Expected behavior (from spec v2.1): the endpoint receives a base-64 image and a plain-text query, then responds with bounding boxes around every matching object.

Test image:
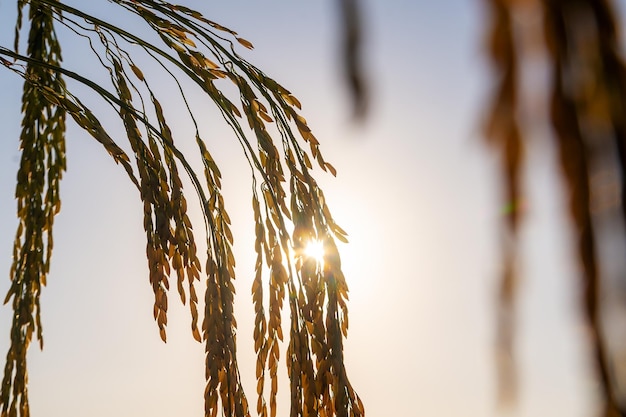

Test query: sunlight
[304,239,325,264]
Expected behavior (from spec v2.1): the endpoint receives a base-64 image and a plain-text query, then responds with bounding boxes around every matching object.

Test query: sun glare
[304,240,325,264]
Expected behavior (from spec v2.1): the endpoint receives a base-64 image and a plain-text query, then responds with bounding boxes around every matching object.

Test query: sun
[304,239,325,264]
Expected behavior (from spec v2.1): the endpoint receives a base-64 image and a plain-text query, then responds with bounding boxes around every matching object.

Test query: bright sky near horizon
[0,1,617,416]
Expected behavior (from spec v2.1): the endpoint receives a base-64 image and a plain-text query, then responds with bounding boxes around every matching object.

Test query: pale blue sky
[0,1,609,416]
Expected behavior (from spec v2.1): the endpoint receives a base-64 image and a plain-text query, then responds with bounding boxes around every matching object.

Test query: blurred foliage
[485,0,626,415]
[0,1,363,417]
[337,0,367,120]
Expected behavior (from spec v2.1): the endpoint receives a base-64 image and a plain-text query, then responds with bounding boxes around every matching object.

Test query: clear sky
[0,0,612,416]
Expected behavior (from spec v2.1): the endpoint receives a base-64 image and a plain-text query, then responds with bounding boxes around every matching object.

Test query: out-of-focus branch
[338,0,367,120]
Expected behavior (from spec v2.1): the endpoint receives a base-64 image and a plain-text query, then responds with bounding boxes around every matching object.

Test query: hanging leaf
[0,2,362,417]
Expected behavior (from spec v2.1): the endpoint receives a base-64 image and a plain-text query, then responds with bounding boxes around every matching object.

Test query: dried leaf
[130,64,144,81]
[237,37,254,49]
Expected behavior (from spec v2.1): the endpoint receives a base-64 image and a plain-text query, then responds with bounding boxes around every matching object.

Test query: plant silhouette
[0,1,362,417]
[5,1,626,417]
